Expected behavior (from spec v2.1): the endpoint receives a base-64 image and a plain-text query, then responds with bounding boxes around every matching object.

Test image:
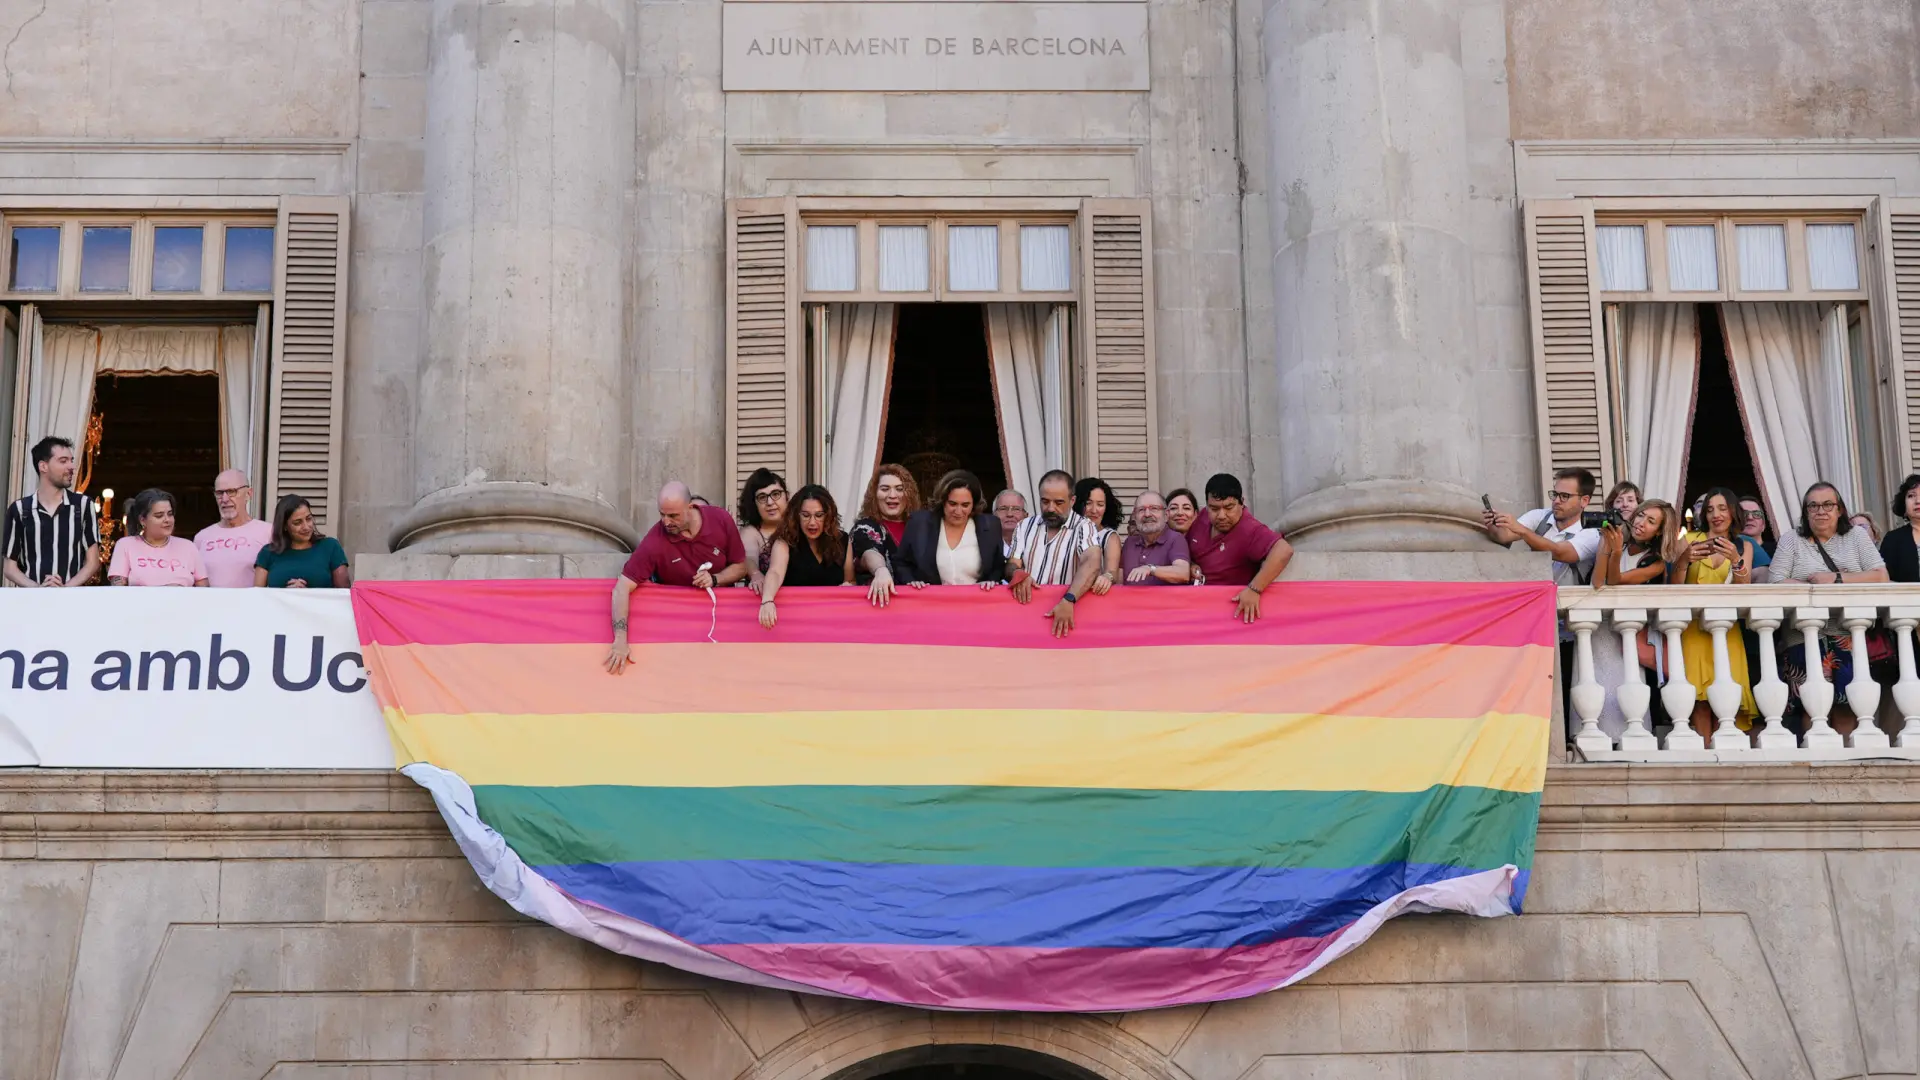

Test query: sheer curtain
[1721,302,1859,531]
[821,303,898,525]
[1610,303,1698,505]
[26,326,100,486]
[985,304,1068,501]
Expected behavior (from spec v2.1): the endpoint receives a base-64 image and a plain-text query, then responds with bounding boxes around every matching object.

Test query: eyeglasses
[1743,508,1766,519]
[1807,501,1841,513]
[1547,491,1583,502]
[214,487,249,498]
[754,490,787,504]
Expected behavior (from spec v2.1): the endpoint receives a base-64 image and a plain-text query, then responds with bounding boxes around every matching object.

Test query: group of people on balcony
[3,435,349,590]
[603,465,1295,670]
[1488,464,1920,744]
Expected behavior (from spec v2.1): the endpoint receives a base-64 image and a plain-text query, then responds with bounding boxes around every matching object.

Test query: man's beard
[1136,521,1163,537]
[1042,510,1066,527]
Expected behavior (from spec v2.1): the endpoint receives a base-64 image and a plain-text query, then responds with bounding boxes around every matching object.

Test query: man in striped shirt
[3,436,101,588]
[1006,469,1101,638]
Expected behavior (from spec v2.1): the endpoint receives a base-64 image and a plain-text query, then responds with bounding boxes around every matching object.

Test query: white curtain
[22,324,258,495]
[1611,303,1698,505]
[26,326,100,490]
[947,226,999,292]
[1721,302,1859,531]
[822,303,897,525]
[985,303,1068,502]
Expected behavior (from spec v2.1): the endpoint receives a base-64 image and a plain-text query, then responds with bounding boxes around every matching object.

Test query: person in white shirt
[193,469,274,588]
[1483,468,1602,586]
[1006,470,1102,638]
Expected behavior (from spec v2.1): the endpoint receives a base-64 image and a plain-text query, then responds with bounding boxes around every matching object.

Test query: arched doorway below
[828,1045,1108,1080]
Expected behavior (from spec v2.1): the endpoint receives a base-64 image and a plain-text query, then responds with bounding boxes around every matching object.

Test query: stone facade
[3,0,1914,559]
[5,765,1920,1077]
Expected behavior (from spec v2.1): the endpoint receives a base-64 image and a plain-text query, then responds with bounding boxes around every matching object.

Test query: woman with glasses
[1666,488,1759,738]
[757,485,852,629]
[735,468,788,594]
[1881,474,1920,583]
[1771,482,1890,738]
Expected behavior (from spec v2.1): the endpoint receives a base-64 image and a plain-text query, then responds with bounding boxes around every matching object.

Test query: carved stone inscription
[722,3,1150,91]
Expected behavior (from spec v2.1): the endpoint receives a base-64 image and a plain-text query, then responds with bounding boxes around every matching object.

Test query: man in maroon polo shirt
[1186,473,1294,622]
[605,481,749,673]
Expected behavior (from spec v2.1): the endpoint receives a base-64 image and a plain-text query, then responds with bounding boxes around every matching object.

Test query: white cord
[697,562,717,643]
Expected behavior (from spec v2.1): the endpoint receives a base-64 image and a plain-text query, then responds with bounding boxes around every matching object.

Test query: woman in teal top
[253,494,351,588]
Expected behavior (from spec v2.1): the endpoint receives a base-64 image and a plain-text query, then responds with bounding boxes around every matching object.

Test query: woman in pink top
[108,489,207,587]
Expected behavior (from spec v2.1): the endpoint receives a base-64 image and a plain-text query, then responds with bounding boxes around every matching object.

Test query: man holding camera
[1483,468,1602,587]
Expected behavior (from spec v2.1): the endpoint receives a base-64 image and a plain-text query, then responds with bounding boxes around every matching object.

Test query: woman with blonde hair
[850,464,920,605]
[1586,498,1682,743]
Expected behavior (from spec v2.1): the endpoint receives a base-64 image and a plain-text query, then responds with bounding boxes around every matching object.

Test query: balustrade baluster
[1701,608,1746,751]
[1746,608,1795,750]
[1657,608,1703,751]
[1891,608,1920,748]
[1843,607,1889,749]
[1567,611,1610,756]
[1612,609,1656,751]
[1797,607,1840,750]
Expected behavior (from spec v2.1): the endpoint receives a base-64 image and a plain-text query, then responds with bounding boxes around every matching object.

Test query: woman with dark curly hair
[735,468,788,594]
[107,488,207,587]
[1073,476,1123,595]
[850,464,920,605]
[1882,473,1920,582]
[756,485,851,628]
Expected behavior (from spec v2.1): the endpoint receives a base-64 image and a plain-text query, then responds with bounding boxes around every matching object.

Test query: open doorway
[1680,303,1764,538]
[90,373,222,540]
[881,303,1008,499]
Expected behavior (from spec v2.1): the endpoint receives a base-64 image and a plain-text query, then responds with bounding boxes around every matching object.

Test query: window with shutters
[1525,197,1904,536]
[1,198,347,538]
[727,197,1157,517]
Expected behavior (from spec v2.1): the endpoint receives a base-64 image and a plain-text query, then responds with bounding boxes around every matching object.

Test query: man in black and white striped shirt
[1007,469,1101,638]
[3,436,101,588]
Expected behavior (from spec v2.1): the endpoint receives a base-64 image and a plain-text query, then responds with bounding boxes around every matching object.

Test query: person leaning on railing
[850,464,920,608]
[757,484,854,630]
[1587,498,1682,744]
[1667,488,1760,739]
[1769,481,1891,739]
[894,469,1006,591]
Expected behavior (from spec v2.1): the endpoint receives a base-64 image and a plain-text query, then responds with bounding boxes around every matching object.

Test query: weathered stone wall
[1507,0,1920,140]
[5,765,1917,1078]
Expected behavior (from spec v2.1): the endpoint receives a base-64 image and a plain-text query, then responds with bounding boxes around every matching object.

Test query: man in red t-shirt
[1186,473,1294,623]
[605,482,749,673]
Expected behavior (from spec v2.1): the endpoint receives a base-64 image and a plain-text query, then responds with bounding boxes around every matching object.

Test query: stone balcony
[1560,583,1920,764]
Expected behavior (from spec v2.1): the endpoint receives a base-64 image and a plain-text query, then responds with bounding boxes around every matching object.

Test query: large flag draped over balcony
[353,580,1555,1011]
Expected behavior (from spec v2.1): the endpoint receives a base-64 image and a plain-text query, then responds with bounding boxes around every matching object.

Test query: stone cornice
[3,765,1920,856]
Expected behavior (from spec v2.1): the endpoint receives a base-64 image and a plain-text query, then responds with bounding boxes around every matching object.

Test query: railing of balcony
[1558,583,1920,762]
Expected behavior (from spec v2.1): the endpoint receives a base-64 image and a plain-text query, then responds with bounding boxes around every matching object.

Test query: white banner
[0,589,391,768]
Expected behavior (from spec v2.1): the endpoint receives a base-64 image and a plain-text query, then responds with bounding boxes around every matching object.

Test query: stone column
[392,0,637,555]
[1263,0,1488,550]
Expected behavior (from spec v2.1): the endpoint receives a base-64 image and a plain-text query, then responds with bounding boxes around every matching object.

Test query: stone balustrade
[1559,583,1920,762]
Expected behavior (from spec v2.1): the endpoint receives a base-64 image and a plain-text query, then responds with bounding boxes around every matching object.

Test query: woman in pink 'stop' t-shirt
[107,488,208,587]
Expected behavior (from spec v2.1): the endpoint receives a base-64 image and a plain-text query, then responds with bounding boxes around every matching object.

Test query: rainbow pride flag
[354,579,1553,1011]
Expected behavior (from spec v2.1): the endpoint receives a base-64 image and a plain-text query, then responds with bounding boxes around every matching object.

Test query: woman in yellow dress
[1667,487,1759,738]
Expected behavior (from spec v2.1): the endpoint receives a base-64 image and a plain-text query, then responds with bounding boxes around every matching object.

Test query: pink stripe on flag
[700,935,1349,1012]
[354,579,1556,650]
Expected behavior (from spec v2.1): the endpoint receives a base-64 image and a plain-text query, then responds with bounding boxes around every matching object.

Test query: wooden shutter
[1078,198,1158,508]
[265,195,350,530]
[1523,199,1613,494]
[1883,199,1920,474]
[726,197,802,494]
